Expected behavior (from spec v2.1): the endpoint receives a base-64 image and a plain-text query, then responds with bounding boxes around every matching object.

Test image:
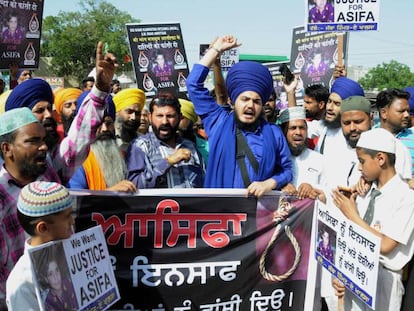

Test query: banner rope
[259,199,301,282]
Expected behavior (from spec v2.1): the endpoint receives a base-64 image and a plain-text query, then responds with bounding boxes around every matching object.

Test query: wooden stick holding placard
[337,32,344,67]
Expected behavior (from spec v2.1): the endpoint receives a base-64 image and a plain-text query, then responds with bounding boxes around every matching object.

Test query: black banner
[74,190,317,310]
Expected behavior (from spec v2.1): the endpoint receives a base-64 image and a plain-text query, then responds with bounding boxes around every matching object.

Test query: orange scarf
[83,151,107,190]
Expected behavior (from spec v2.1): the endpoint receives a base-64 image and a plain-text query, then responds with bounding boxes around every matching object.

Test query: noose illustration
[259,196,301,282]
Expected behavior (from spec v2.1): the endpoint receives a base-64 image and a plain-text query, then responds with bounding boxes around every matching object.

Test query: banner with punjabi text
[73,189,318,311]
[0,0,43,69]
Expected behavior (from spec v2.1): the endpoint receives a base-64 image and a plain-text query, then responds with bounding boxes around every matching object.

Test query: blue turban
[105,94,116,120]
[225,61,273,104]
[403,86,414,116]
[331,77,364,100]
[75,90,90,115]
[6,78,53,111]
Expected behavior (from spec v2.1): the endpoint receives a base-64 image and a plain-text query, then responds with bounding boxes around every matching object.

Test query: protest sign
[263,61,298,107]
[126,23,189,97]
[73,189,318,310]
[316,203,381,309]
[290,25,349,94]
[0,0,44,70]
[306,0,381,32]
[199,44,239,91]
[29,225,120,311]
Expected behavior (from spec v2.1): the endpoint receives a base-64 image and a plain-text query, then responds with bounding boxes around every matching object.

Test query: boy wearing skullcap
[332,128,414,311]
[0,41,118,309]
[112,88,146,154]
[186,35,292,197]
[6,181,75,310]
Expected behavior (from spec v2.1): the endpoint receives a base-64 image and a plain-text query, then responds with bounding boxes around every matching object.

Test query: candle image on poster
[290,25,348,94]
[0,0,44,69]
[126,23,189,97]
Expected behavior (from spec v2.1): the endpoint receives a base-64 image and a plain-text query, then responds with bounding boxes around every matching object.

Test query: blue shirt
[186,64,292,189]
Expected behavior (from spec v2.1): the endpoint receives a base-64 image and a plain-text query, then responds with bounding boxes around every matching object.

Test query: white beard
[90,139,127,187]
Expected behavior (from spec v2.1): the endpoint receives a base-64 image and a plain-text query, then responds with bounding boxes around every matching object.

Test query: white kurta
[344,175,414,311]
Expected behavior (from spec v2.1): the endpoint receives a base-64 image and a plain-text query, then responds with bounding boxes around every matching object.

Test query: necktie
[363,188,381,225]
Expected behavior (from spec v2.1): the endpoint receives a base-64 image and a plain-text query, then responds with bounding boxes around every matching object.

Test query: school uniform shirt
[6,240,39,311]
[344,175,414,311]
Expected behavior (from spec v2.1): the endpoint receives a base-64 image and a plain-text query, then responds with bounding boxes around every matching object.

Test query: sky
[43,0,414,71]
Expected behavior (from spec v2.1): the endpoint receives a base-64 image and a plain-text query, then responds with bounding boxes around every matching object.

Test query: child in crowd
[332,128,414,311]
[6,181,75,310]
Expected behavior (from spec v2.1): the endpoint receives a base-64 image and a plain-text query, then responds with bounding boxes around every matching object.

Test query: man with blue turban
[0,41,118,310]
[186,35,292,197]
[6,78,58,150]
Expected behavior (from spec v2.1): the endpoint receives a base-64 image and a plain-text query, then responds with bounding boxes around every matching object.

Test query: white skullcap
[278,106,306,124]
[356,128,396,154]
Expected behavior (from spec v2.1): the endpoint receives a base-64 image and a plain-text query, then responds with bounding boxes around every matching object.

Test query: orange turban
[54,87,82,121]
[113,88,145,112]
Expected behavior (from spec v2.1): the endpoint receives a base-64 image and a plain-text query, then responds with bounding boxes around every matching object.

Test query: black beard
[62,113,75,135]
[234,114,261,132]
[120,125,138,143]
[289,143,306,156]
[96,130,116,141]
[43,118,60,150]
[322,114,341,129]
[153,123,179,143]
[18,153,47,179]
[119,119,139,143]
[345,134,359,148]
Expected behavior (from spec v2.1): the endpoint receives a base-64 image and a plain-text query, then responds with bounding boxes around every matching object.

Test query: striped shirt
[0,86,106,304]
[127,132,205,188]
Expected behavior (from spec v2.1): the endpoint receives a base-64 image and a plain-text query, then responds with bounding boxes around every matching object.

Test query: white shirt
[356,175,414,271]
[6,240,40,311]
[291,148,324,187]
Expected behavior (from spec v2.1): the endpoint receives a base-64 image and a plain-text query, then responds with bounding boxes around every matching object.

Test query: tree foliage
[41,0,139,85]
[358,60,414,91]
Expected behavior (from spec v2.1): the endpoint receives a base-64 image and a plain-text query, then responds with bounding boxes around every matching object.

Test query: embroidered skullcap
[5,78,53,111]
[357,128,395,154]
[0,89,12,114]
[54,88,82,121]
[226,61,273,104]
[340,96,371,114]
[17,181,73,217]
[113,88,146,113]
[0,107,38,136]
[403,86,414,116]
[179,99,197,123]
[331,77,364,100]
[278,106,306,124]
